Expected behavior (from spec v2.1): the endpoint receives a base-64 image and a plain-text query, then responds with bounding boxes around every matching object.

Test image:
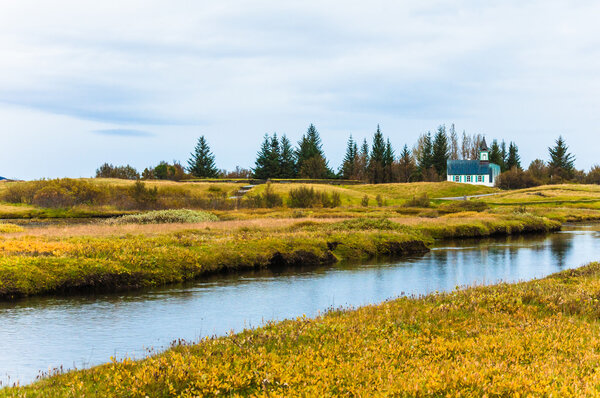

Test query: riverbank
[0,213,559,300]
[5,259,600,396]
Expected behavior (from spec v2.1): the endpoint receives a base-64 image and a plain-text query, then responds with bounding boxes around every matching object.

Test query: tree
[188,136,219,178]
[253,134,281,179]
[340,135,359,180]
[383,138,395,182]
[586,165,600,184]
[356,139,369,181]
[397,145,416,183]
[548,136,575,180]
[528,159,549,182]
[489,140,503,169]
[279,135,296,178]
[500,141,508,171]
[461,131,471,160]
[296,124,332,179]
[368,125,386,183]
[449,124,459,160]
[95,163,139,180]
[432,125,449,177]
[416,132,434,180]
[505,142,521,170]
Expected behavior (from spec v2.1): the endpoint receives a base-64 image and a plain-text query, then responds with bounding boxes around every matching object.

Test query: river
[1,225,599,386]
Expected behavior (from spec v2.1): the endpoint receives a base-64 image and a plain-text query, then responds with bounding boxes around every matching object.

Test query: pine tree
[253,133,281,179]
[340,135,359,179]
[500,141,508,171]
[279,135,296,178]
[489,139,504,168]
[383,138,395,182]
[432,125,449,177]
[368,125,386,183]
[417,132,434,180]
[356,139,369,181]
[505,142,521,170]
[188,135,219,178]
[398,145,415,183]
[548,136,575,179]
[296,124,331,178]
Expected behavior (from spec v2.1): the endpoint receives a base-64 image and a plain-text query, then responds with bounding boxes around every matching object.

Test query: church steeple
[479,137,489,163]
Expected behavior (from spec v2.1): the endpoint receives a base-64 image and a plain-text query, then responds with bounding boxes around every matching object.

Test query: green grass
[8,262,600,397]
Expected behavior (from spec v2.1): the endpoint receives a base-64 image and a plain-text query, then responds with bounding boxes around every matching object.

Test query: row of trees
[96,123,588,187]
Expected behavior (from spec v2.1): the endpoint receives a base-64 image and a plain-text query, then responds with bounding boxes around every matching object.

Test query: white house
[447,138,501,187]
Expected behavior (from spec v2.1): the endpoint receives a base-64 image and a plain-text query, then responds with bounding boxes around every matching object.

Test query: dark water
[1,226,600,386]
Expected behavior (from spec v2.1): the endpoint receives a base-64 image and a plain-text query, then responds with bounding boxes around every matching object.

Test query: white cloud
[1,0,599,178]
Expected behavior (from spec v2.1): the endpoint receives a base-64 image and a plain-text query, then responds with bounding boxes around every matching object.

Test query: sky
[1,0,599,179]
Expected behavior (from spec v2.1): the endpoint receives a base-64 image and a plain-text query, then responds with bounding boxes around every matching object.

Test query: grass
[7,262,600,396]
[0,212,559,300]
[106,209,218,224]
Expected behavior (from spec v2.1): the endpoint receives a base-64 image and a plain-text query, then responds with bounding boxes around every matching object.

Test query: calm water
[1,226,600,386]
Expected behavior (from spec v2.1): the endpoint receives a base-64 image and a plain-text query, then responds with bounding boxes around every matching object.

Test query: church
[446,138,501,187]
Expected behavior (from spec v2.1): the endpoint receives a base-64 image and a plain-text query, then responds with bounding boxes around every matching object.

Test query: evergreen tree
[505,142,521,170]
[340,135,359,179]
[253,134,281,179]
[356,139,369,181]
[417,132,434,180]
[398,145,415,183]
[383,138,395,182]
[432,125,449,177]
[296,124,332,178]
[500,141,508,171]
[279,135,296,178]
[368,125,386,183]
[188,135,219,178]
[489,139,504,168]
[548,136,575,179]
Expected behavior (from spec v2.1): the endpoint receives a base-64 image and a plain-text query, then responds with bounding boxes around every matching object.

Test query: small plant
[375,194,385,207]
[361,195,370,207]
[0,223,24,233]
[130,181,158,209]
[403,194,430,208]
[107,209,218,224]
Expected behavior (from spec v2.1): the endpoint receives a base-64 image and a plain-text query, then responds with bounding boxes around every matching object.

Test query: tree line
[96,123,595,187]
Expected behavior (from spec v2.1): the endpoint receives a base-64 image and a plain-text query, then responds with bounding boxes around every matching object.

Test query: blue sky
[1,0,599,179]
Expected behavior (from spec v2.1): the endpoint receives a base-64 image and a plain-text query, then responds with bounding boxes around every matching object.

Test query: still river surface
[1,225,600,386]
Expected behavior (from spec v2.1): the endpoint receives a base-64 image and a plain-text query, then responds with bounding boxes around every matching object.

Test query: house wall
[447,174,494,187]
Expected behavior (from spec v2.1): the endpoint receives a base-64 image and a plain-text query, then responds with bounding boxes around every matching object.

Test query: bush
[1,179,105,208]
[496,168,541,190]
[361,195,370,207]
[403,194,430,208]
[95,163,140,180]
[130,181,158,209]
[287,186,340,208]
[0,223,24,233]
[439,200,489,213]
[107,209,218,224]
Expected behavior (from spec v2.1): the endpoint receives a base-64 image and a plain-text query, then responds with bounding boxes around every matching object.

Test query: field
[2,179,600,395]
[6,262,600,396]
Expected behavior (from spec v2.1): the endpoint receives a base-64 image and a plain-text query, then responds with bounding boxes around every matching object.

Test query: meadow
[6,261,600,396]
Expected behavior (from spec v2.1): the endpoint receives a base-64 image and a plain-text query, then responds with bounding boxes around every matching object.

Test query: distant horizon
[2,1,599,179]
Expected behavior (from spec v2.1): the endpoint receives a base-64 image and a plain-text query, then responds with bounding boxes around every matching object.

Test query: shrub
[361,195,370,207]
[496,168,541,189]
[403,194,430,208]
[130,181,158,209]
[287,186,339,208]
[439,200,489,213]
[107,209,218,224]
[1,179,105,208]
[95,163,139,180]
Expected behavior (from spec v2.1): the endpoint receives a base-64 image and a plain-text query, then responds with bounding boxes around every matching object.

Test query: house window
[466,175,471,182]
[477,175,483,182]
[454,175,459,182]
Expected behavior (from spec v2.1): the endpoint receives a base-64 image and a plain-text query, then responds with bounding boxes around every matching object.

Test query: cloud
[93,129,155,137]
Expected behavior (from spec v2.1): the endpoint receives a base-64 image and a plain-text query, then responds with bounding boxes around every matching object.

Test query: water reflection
[1,227,599,386]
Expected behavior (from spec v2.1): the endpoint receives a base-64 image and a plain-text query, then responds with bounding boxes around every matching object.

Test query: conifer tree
[188,135,219,178]
[432,125,449,177]
[500,141,508,171]
[449,123,459,160]
[383,138,395,182]
[489,139,504,168]
[398,145,415,183]
[253,134,281,179]
[279,135,296,178]
[548,136,575,179]
[296,124,332,178]
[368,125,386,183]
[505,142,521,170]
[356,139,369,181]
[340,135,359,179]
